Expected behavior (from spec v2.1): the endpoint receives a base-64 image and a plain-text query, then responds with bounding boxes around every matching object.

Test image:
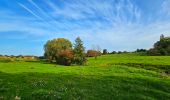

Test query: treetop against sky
[0,0,170,56]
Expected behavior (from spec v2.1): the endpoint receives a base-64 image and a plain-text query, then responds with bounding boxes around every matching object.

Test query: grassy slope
[0,54,170,100]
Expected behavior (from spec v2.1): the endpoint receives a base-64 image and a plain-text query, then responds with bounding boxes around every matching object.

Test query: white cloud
[1,0,170,53]
[18,3,43,20]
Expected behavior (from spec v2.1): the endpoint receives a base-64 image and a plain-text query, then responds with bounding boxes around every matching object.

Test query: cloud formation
[0,0,170,55]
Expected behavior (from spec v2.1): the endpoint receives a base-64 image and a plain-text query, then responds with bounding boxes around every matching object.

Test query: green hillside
[0,54,170,100]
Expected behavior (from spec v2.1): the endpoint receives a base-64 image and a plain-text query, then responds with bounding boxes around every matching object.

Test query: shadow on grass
[109,63,170,75]
[0,72,169,100]
[0,60,12,63]
[25,60,57,65]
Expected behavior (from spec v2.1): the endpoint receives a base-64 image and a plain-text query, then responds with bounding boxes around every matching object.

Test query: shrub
[58,49,73,66]
[86,50,99,57]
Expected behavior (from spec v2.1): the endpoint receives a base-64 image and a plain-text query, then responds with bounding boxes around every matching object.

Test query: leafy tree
[148,34,170,56]
[44,38,73,65]
[110,51,117,54]
[86,50,99,57]
[90,45,102,59]
[103,49,108,55]
[118,51,122,54]
[136,49,147,52]
[73,37,86,65]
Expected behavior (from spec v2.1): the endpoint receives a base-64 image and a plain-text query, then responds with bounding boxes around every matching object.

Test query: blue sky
[0,0,170,56]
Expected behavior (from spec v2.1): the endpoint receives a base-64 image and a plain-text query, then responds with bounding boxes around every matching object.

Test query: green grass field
[0,54,170,100]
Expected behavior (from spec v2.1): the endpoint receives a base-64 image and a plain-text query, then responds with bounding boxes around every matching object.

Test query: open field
[0,54,170,100]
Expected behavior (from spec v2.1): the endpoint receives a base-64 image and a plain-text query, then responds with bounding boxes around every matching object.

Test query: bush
[86,50,99,57]
[58,49,73,66]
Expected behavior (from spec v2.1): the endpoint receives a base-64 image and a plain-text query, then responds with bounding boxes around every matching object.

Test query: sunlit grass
[0,54,170,99]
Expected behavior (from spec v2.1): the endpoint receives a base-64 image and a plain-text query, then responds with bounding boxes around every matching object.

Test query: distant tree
[86,50,99,58]
[17,55,23,58]
[4,55,8,57]
[110,51,117,54]
[91,45,102,55]
[148,34,170,56]
[44,38,73,66]
[118,51,122,54]
[136,49,147,52]
[10,55,15,58]
[89,45,102,59]
[147,48,160,56]
[38,56,45,59]
[96,45,101,52]
[123,51,128,53]
[73,37,86,65]
[96,45,102,56]
[103,49,108,55]
[160,34,164,40]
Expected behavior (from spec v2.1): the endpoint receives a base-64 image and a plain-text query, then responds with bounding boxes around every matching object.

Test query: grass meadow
[0,54,170,100]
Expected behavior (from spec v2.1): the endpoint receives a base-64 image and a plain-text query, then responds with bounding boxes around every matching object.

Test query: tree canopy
[44,37,87,66]
[73,37,86,65]
[44,38,73,65]
[148,34,170,56]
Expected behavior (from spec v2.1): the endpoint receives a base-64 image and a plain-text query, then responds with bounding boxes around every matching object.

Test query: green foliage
[73,37,86,65]
[102,49,108,55]
[148,34,170,56]
[44,38,73,65]
[136,49,147,52]
[57,49,73,66]
[110,51,117,54]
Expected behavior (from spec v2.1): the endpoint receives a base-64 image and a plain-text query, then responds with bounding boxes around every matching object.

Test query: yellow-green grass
[0,54,170,100]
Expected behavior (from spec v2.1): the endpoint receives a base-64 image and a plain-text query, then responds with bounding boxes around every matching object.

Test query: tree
[90,45,102,59]
[103,49,108,55]
[44,38,73,66]
[73,37,86,65]
[58,49,73,66]
[136,49,147,52]
[86,50,99,57]
[160,34,164,40]
[148,34,170,56]
[110,51,116,54]
[118,51,122,54]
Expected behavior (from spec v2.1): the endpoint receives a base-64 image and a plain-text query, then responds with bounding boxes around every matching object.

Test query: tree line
[1,34,169,65]
[44,34,170,66]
